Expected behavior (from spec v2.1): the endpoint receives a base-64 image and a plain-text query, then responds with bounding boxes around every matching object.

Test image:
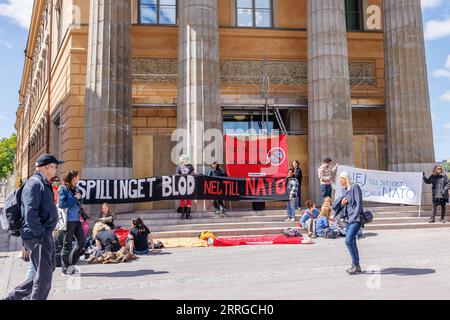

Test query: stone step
[114,211,424,227]
[125,216,443,232]
[113,208,425,221]
[152,222,450,238]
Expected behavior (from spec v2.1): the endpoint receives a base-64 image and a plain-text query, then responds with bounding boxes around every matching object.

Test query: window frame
[345,0,364,31]
[235,0,274,29]
[138,0,178,26]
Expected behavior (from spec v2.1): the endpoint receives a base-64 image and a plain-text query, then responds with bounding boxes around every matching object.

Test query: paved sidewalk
[1,228,450,300]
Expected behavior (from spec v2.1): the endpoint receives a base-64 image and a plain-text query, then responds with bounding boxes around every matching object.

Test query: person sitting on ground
[93,223,121,254]
[95,203,116,229]
[299,200,319,237]
[126,218,156,255]
[316,206,339,238]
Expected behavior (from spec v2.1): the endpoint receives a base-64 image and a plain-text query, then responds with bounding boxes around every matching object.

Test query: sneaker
[284,217,291,222]
[346,265,362,275]
[428,218,435,223]
[441,219,446,224]
[290,218,296,223]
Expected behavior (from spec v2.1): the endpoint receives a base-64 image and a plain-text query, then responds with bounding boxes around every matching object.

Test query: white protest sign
[335,166,423,205]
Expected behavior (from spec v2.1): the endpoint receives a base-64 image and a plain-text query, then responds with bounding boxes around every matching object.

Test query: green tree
[0,133,17,179]
[443,161,450,177]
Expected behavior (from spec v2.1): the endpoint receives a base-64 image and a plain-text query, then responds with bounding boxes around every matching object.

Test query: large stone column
[383,0,435,171]
[178,0,222,212]
[83,0,133,212]
[307,0,354,203]
[384,0,436,206]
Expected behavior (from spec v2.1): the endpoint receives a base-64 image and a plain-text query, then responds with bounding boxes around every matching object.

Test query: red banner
[224,135,289,178]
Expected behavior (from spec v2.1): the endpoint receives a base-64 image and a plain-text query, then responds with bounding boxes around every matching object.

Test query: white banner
[335,166,423,205]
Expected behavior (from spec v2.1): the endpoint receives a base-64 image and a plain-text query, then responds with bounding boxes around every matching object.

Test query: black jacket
[293,167,303,186]
[423,174,450,200]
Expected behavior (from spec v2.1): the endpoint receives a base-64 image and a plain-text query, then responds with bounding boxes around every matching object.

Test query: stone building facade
[15,0,435,210]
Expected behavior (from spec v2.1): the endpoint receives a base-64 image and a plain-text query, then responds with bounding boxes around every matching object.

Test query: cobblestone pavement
[1,228,450,300]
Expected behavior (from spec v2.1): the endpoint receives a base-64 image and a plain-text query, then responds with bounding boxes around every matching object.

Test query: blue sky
[0,0,449,161]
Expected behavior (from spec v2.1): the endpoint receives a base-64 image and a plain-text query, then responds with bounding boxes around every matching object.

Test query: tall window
[345,0,363,30]
[139,0,177,25]
[56,0,63,47]
[237,0,272,28]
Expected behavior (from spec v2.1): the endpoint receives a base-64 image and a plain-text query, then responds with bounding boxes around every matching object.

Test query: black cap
[323,157,332,163]
[35,154,64,167]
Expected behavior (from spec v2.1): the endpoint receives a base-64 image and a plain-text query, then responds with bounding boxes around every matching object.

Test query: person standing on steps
[317,157,339,204]
[333,171,364,275]
[176,154,195,220]
[423,165,450,224]
[285,168,299,223]
[292,160,303,210]
[208,161,228,217]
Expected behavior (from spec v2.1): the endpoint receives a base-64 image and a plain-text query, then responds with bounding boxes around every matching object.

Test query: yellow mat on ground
[158,237,208,248]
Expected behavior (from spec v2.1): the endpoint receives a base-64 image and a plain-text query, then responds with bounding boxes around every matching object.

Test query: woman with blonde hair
[333,171,364,275]
[176,154,195,219]
[315,206,338,238]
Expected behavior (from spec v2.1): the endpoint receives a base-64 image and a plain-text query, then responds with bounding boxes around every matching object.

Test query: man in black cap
[317,157,339,203]
[4,154,64,300]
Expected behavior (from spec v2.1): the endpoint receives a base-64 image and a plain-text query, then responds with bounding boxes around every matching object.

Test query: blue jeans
[320,184,332,203]
[297,187,302,209]
[345,222,362,266]
[286,198,296,218]
[25,261,36,281]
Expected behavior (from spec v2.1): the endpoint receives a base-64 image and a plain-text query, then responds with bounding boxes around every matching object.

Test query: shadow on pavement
[81,269,169,278]
[360,232,378,238]
[364,268,436,276]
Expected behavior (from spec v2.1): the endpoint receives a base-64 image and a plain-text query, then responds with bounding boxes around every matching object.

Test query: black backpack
[0,177,44,237]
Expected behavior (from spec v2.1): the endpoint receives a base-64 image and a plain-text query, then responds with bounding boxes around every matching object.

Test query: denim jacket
[333,184,364,225]
[58,185,81,222]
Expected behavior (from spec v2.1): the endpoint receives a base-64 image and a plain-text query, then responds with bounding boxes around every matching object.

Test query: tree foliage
[0,133,17,179]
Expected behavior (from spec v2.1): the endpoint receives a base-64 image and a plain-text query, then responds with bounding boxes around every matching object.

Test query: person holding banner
[317,157,339,203]
[208,161,228,217]
[423,166,450,223]
[333,171,364,275]
[176,155,195,220]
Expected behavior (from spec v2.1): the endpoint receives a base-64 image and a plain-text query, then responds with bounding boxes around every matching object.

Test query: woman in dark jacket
[423,165,450,223]
[208,161,227,217]
[292,160,303,210]
[333,171,364,275]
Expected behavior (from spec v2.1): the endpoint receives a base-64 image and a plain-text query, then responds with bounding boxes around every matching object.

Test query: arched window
[345,0,363,31]
[237,0,272,28]
[139,0,177,25]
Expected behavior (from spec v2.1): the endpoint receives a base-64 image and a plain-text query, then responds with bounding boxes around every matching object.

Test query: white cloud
[444,123,450,130]
[432,68,450,79]
[432,55,450,79]
[440,91,450,102]
[425,19,450,40]
[0,0,33,29]
[421,0,444,9]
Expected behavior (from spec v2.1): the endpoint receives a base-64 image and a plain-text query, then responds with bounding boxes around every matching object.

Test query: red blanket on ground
[213,235,307,247]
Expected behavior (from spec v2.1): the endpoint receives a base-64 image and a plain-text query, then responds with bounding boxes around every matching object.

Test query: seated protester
[316,206,340,238]
[96,203,116,229]
[93,223,121,254]
[300,200,319,237]
[126,217,155,255]
[321,197,345,237]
